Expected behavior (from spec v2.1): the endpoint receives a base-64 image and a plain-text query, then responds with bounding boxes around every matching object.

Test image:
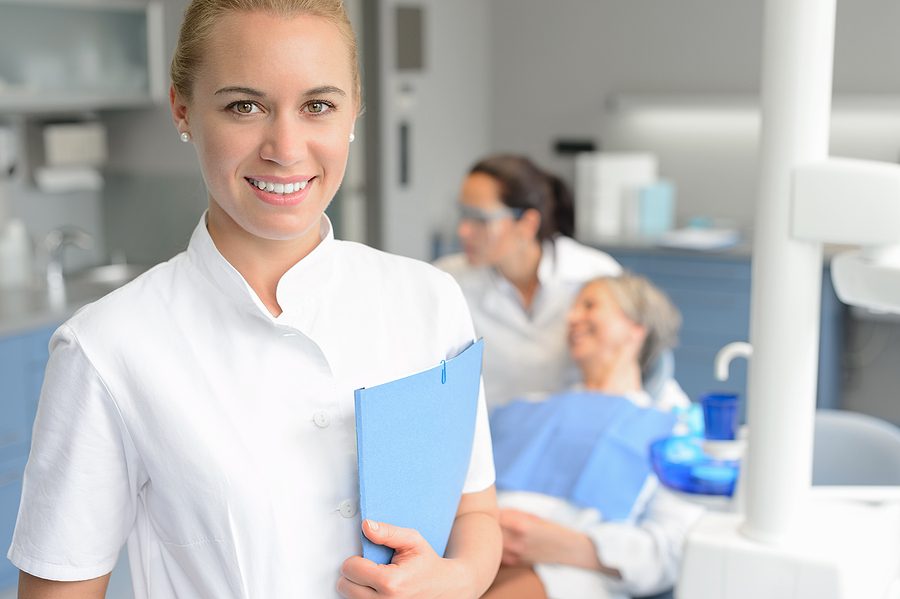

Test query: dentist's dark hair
[469,154,575,242]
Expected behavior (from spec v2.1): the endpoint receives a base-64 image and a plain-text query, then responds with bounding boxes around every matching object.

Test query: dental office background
[2,0,900,535]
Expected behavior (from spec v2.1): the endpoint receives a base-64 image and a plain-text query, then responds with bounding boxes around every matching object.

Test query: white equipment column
[742,0,835,544]
[679,1,900,596]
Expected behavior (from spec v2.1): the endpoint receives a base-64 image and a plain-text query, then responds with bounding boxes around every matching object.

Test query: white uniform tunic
[435,236,620,410]
[8,216,495,599]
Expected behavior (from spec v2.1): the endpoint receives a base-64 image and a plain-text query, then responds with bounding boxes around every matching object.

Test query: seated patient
[483,274,705,599]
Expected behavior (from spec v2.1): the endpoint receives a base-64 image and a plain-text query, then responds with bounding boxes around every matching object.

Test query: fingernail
[366,519,380,532]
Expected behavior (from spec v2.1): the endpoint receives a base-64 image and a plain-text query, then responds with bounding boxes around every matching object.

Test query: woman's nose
[567,304,583,325]
[259,115,309,166]
[457,219,474,241]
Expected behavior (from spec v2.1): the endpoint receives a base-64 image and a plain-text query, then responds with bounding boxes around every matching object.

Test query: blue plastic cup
[701,392,740,441]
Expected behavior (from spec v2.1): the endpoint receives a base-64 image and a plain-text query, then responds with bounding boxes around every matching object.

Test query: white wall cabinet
[0,0,166,114]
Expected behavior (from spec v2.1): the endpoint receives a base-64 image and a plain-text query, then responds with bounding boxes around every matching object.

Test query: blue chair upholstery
[813,409,900,485]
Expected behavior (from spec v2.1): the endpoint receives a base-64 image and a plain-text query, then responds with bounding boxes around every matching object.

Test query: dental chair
[812,408,900,485]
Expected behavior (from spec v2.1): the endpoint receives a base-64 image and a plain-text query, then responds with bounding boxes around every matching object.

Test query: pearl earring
[180,131,191,143]
[349,132,356,143]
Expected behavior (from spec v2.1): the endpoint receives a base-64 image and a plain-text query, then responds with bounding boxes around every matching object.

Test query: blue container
[650,436,739,496]
[701,392,740,441]
[638,180,675,236]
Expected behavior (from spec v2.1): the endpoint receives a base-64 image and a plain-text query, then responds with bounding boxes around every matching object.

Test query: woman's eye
[229,101,260,115]
[306,101,333,115]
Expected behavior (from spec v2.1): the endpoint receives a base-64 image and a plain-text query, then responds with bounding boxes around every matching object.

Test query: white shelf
[0,92,160,115]
[606,93,900,113]
[606,93,757,113]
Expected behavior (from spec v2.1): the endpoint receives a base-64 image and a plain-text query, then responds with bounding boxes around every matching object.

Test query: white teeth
[250,178,310,194]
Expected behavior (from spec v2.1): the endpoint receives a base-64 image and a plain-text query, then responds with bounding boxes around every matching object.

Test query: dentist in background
[436,154,621,410]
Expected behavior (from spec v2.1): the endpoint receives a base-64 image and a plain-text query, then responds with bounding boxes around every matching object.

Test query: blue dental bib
[490,392,676,521]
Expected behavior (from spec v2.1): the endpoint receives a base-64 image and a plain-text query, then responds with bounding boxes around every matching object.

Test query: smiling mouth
[568,329,591,343]
[246,177,313,195]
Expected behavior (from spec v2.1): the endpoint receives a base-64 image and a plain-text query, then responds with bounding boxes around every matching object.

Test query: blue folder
[354,339,484,565]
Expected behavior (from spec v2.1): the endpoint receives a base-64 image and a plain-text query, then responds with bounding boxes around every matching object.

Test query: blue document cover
[354,339,484,565]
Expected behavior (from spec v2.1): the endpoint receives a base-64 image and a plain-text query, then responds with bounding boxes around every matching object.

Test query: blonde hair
[585,273,682,375]
[171,0,361,105]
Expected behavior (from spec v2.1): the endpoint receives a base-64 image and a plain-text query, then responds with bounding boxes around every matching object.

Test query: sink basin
[68,263,149,288]
[0,264,152,333]
[60,263,151,304]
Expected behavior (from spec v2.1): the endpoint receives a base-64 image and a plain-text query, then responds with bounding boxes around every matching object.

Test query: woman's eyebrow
[213,85,346,98]
[304,85,346,97]
[215,86,265,97]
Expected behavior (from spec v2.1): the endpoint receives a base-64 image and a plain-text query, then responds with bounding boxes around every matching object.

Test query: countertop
[586,232,854,263]
[587,233,753,259]
[0,281,112,337]
[0,262,155,337]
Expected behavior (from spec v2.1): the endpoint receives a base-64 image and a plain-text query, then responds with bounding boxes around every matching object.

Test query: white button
[338,499,357,518]
[313,410,331,428]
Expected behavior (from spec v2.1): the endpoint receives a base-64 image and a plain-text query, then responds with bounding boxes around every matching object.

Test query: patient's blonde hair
[586,274,681,375]
[171,0,361,105]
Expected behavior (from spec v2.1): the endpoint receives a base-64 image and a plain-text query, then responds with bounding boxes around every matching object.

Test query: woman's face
[567,281,644,368]
[171,11,357,245]
[456,172,523,266]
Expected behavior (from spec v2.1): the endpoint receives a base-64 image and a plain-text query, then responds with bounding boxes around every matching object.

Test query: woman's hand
[337,519,474,599]
[499,508,610,573]
[498,509,556,566]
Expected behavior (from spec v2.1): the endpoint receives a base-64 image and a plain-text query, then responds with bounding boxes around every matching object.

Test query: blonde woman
[484,275,704,599]
[8,2,500,597]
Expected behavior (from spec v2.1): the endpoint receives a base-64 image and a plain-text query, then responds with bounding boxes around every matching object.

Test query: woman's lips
[246,176,314,206]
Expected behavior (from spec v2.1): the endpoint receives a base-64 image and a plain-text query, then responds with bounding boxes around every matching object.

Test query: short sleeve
[440,273,496,494]
[462,377,495,493]
[7,325,145,581]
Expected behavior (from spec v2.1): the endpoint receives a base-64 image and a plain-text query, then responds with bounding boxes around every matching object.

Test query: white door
[374,0,492,260]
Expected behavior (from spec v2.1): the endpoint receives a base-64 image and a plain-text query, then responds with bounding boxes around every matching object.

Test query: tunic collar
[535,237,559,286]
[486,238,560,319]
[186,212,337,329]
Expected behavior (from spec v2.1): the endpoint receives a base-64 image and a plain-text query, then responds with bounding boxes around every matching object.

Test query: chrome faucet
[44,227,93,303]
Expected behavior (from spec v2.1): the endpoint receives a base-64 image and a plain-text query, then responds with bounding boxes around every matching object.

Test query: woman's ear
[631,323,649,352]
[517,208,543,240]
[170,86,190,133]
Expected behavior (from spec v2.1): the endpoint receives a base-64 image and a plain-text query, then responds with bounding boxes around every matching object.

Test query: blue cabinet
[0,339,29,465]
[601,247,845,411]
[0,325,56,589]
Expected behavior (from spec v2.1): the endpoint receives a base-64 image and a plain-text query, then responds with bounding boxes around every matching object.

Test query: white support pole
[741,0,835,544]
